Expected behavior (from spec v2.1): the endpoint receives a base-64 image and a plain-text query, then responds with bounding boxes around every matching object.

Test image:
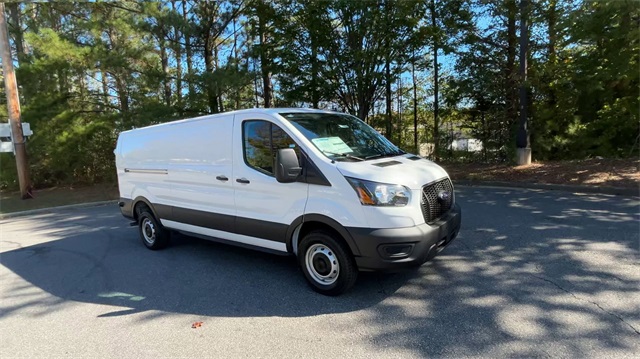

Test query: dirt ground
[0,182,119,214]
[443,158,640,189]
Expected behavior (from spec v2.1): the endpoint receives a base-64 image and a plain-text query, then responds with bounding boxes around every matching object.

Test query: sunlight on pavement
[98,292,146,301]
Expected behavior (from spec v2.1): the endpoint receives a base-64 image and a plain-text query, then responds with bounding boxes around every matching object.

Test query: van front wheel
[138,211,169,250]
[298,231,357,296]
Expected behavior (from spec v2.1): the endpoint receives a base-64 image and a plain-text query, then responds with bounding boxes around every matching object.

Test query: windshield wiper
[322,151,365,161]
[365,150,406,160]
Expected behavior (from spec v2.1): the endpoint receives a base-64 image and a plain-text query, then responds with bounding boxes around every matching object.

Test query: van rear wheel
[298,230,357,296]
[138,211,169,250]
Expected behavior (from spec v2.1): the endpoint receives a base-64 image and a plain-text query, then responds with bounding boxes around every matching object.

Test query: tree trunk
[172,0,182,109]
[258,4,272,108]
[397,76,403,145]
[384,0,393,140]
[160,39,171,107]
[547,0,557,107]
[357,101,371,121]
[215,44,223,112]
[7,3,24,61]
[506,0,518,138]
[106,27,128,114]
[115,76,129,113]
[412,54,418,154]
[481,111,487,161]
[309,3,320,109]
[58,68,68,94]
[158,2,171,107]
[28,3,38,31]
[253,57,260,107]
[101,70,110,111]
[430,0,440,161]
[233,17,240,109]
[385,59,393,140]
[516,0,530,162]
[48,9,68,95]
[311,40,319,109]
[183,0,195,98]
[204,36,219,113]
[79,69,86,98]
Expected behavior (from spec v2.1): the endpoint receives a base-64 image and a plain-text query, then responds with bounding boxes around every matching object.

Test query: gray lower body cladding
[118,198,134,220]
[347,203,462,271]
[119,197,462,272]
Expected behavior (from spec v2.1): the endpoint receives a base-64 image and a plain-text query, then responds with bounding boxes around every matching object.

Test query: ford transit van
[115,108,461,295]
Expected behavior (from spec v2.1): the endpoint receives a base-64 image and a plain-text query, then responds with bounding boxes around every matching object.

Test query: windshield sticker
[312,137,353,154]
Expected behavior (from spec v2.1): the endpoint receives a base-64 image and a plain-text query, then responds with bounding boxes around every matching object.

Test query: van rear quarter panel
[116,127,174,206]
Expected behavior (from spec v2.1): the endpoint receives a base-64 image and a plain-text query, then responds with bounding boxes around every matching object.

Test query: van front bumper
[347,203,461,271]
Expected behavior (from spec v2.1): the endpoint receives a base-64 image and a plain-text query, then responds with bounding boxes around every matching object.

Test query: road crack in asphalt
[530,273,640,336]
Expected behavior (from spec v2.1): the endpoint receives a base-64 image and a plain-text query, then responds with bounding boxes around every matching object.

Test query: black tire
[298,230,358,296]
[138,210,169,250]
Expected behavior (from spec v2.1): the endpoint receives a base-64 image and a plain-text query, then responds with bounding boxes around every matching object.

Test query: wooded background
[0,0,637,190]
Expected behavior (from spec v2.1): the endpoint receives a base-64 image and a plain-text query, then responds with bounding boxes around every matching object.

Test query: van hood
[335,155,449,190]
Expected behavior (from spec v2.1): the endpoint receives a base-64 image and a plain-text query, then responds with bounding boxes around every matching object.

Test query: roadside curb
[454,180,639,197]
[0,200,117,220]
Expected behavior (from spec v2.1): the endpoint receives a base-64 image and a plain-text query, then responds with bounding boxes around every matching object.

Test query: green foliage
[529,0,639,159]
[0,0,636,190]
[446,0,639,162]
[0,153,18,190]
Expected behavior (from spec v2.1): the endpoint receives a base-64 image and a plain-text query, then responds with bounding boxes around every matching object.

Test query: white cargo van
[115,108,461,295]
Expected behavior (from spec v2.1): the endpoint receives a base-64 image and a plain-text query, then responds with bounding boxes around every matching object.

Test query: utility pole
[0,2,33,199]
[516,0,531,165]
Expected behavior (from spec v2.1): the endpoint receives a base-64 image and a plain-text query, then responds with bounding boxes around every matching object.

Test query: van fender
[286,214,361,257]
[130,187,156,216]
[130,196,158,220]
[130,196,172,223]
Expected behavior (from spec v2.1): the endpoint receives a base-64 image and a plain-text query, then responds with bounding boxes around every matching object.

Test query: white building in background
[418,139,483,157]
[450,138,483,152]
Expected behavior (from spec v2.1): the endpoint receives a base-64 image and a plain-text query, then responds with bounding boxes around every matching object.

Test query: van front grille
[421,178,454,223]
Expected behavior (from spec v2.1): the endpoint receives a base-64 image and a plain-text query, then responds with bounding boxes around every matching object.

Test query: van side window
[243,120,299,176]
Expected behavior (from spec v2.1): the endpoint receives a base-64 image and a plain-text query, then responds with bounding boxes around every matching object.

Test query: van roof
[119,108,344,134]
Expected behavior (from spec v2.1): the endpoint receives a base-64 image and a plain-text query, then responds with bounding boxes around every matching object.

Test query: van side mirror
[275,148,302,183]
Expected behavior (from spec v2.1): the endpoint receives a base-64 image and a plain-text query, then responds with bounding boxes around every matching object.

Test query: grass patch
[0,182,119,214]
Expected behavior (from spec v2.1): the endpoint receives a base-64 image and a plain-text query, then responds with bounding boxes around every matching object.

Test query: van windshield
[281,112,404,162]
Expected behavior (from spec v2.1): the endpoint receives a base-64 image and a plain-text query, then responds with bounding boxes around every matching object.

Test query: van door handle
[236,178,250,184]
[216,175,229,181]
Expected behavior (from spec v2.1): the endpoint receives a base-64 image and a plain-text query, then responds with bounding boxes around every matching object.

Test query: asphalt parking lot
[1,186,638,358]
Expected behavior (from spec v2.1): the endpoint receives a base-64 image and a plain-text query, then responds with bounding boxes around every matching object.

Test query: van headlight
[345,177,411,206]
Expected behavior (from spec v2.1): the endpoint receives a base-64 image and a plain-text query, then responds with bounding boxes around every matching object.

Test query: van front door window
[243,120,298,176]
